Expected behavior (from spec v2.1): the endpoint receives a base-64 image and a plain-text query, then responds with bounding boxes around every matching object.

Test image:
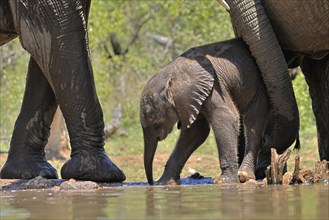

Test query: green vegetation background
[0,0,317,181]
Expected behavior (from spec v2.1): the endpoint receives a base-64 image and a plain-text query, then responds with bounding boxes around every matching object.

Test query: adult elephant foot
[60,150,125,182]
[238,167,256,183]
[0,154,58,179]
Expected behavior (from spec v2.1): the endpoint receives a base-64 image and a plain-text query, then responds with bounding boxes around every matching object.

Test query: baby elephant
[140,38,298,185]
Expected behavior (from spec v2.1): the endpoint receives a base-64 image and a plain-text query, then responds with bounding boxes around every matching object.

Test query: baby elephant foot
[213,174,239,184]
[156,170,181,185]
[156,176,180,185]
[0,155,58,179]
[238,167,256,183]
[61,150,126,182]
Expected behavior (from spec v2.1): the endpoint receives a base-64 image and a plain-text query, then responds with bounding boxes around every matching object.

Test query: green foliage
[292,72,316,132]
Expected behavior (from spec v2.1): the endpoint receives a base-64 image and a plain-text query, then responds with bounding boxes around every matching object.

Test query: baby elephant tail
[293,134,301,151]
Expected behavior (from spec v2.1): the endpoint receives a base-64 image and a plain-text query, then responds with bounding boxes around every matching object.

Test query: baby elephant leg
[238,91,270,182]
[157,117,210,185]
[205,96,240,184]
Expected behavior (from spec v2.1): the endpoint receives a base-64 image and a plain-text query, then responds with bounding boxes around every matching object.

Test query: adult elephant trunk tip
[221,0,300,148]
[263,114,300,152]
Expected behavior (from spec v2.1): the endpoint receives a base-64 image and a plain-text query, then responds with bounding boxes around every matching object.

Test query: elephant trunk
[223,0,299,148]
[143,128,158,185]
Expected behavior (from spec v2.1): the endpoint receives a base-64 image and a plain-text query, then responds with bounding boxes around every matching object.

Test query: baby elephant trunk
[143,128,158,185]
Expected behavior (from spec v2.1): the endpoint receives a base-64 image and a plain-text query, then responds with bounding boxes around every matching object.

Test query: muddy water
[1,183,328,219]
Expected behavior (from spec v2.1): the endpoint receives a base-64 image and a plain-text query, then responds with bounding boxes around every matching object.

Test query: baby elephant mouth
[157,134,166,142]
[157,127,173,141]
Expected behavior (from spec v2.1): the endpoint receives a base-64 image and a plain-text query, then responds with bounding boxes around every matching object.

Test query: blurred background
[0,0,316,182]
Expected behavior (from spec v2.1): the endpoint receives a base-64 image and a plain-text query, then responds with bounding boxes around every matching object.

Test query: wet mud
[0,174,217,192]
[1,154,328,192]
[1,160,328,192]
[1,158,328,220]
[2,181,328,220]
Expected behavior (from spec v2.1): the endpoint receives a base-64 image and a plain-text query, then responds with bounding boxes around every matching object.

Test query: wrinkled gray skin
[220,0,329,166]
[141,38,298,185]
[0,0,125,182]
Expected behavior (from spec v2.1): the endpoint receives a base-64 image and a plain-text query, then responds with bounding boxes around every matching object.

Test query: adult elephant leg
[9,0,125,182]
[301,55,329,161]
[0,57,58,179]
[157,117,210,185]
[220,0,299,148]
[255,150,271,179]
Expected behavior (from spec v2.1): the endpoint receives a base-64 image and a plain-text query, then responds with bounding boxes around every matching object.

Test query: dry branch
[267,148,291,184]
[277,155,328,185]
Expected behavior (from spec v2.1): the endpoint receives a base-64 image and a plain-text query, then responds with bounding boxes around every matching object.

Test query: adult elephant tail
[218,0,299,148]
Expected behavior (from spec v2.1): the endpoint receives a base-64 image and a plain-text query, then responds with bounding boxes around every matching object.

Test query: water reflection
[1,183,328,219]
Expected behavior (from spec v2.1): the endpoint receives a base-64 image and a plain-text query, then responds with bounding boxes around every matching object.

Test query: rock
[21,176,54,189]
[59,179,99,190]
[242,179,264,187]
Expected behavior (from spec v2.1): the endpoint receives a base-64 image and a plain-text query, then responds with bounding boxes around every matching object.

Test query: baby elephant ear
[166,55,214,130]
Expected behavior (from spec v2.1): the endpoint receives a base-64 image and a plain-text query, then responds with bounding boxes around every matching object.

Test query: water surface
[1,183,328,219]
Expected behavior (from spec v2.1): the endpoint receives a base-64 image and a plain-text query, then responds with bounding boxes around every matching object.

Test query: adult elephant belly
[263,0,329,58]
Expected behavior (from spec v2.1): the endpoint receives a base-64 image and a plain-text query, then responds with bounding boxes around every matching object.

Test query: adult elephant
[0,0,125,182]
[219,0,329,162]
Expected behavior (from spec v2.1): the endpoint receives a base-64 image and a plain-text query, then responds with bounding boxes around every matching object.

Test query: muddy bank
[0,175,217,192]
[1,153,328,192]
[1,173,328,192]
